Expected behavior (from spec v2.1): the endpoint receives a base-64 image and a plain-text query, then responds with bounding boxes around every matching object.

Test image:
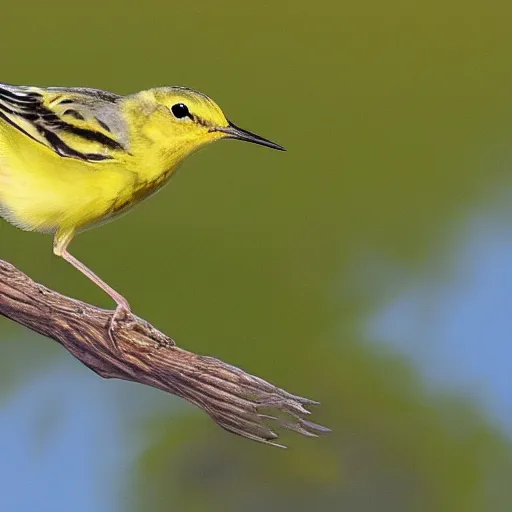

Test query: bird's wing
[0,83,127,162]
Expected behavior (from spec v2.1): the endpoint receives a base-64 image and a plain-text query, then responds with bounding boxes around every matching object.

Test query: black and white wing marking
[0,83,126,162]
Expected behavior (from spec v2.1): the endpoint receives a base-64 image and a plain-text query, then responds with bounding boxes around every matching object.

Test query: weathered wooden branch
[0,260,328,447]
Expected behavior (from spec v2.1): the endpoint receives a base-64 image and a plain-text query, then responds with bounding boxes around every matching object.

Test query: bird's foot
[107,306,173,351]
[108,305,137,351]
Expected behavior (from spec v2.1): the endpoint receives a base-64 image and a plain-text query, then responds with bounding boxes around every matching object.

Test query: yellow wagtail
[0,83,284,345]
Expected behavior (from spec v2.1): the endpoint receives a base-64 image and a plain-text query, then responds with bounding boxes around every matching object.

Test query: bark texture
[0,260,328,447]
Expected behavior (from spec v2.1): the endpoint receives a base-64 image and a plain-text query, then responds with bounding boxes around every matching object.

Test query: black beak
[213,121,285,151]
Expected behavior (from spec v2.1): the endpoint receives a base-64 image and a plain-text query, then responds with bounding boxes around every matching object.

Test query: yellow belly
[0,123,136,234]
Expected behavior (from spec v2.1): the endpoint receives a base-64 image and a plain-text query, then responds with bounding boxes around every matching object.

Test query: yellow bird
[0,82,284,342]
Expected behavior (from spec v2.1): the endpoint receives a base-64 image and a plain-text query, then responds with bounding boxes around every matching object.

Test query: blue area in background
[371,215,512,432]
[0,367,123,512]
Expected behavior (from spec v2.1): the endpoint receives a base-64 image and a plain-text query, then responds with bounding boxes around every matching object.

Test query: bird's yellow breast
[0,123,137,233]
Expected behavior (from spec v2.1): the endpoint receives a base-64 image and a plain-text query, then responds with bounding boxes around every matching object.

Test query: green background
[2,0,512,511]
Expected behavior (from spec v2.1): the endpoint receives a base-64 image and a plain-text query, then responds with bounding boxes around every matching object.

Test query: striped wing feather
[0,84,125,162]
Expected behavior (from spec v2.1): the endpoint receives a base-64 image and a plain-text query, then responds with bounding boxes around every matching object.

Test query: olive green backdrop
[2,1,512,511]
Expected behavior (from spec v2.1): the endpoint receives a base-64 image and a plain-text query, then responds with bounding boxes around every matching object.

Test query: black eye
[171,103,190,119]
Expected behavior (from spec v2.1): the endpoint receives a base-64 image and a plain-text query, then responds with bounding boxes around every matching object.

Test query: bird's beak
[213,121,285,151]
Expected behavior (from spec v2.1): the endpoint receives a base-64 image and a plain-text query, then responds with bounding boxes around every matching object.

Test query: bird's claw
[107,306,174,351]
[107,306,136,351]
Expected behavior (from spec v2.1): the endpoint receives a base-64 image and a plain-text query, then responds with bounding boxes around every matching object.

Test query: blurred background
[1,0,512,510]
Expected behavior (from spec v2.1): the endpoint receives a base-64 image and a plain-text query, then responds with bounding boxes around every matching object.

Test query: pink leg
[53,232,130,312]
[60,249,130,311]
[54,231,131,351]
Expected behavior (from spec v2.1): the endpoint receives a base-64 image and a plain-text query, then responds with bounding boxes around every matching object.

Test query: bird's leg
[53,232,135,351]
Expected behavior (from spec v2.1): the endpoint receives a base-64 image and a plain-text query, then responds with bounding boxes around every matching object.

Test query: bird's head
[125,86,284,164]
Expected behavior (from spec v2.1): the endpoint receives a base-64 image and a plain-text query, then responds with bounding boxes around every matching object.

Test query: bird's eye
[171,103,190,119]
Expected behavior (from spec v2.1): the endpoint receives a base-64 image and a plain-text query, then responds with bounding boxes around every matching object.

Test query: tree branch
[0,259,329,447]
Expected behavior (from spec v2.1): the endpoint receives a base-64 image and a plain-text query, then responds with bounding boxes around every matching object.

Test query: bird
[0,82,284,346]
